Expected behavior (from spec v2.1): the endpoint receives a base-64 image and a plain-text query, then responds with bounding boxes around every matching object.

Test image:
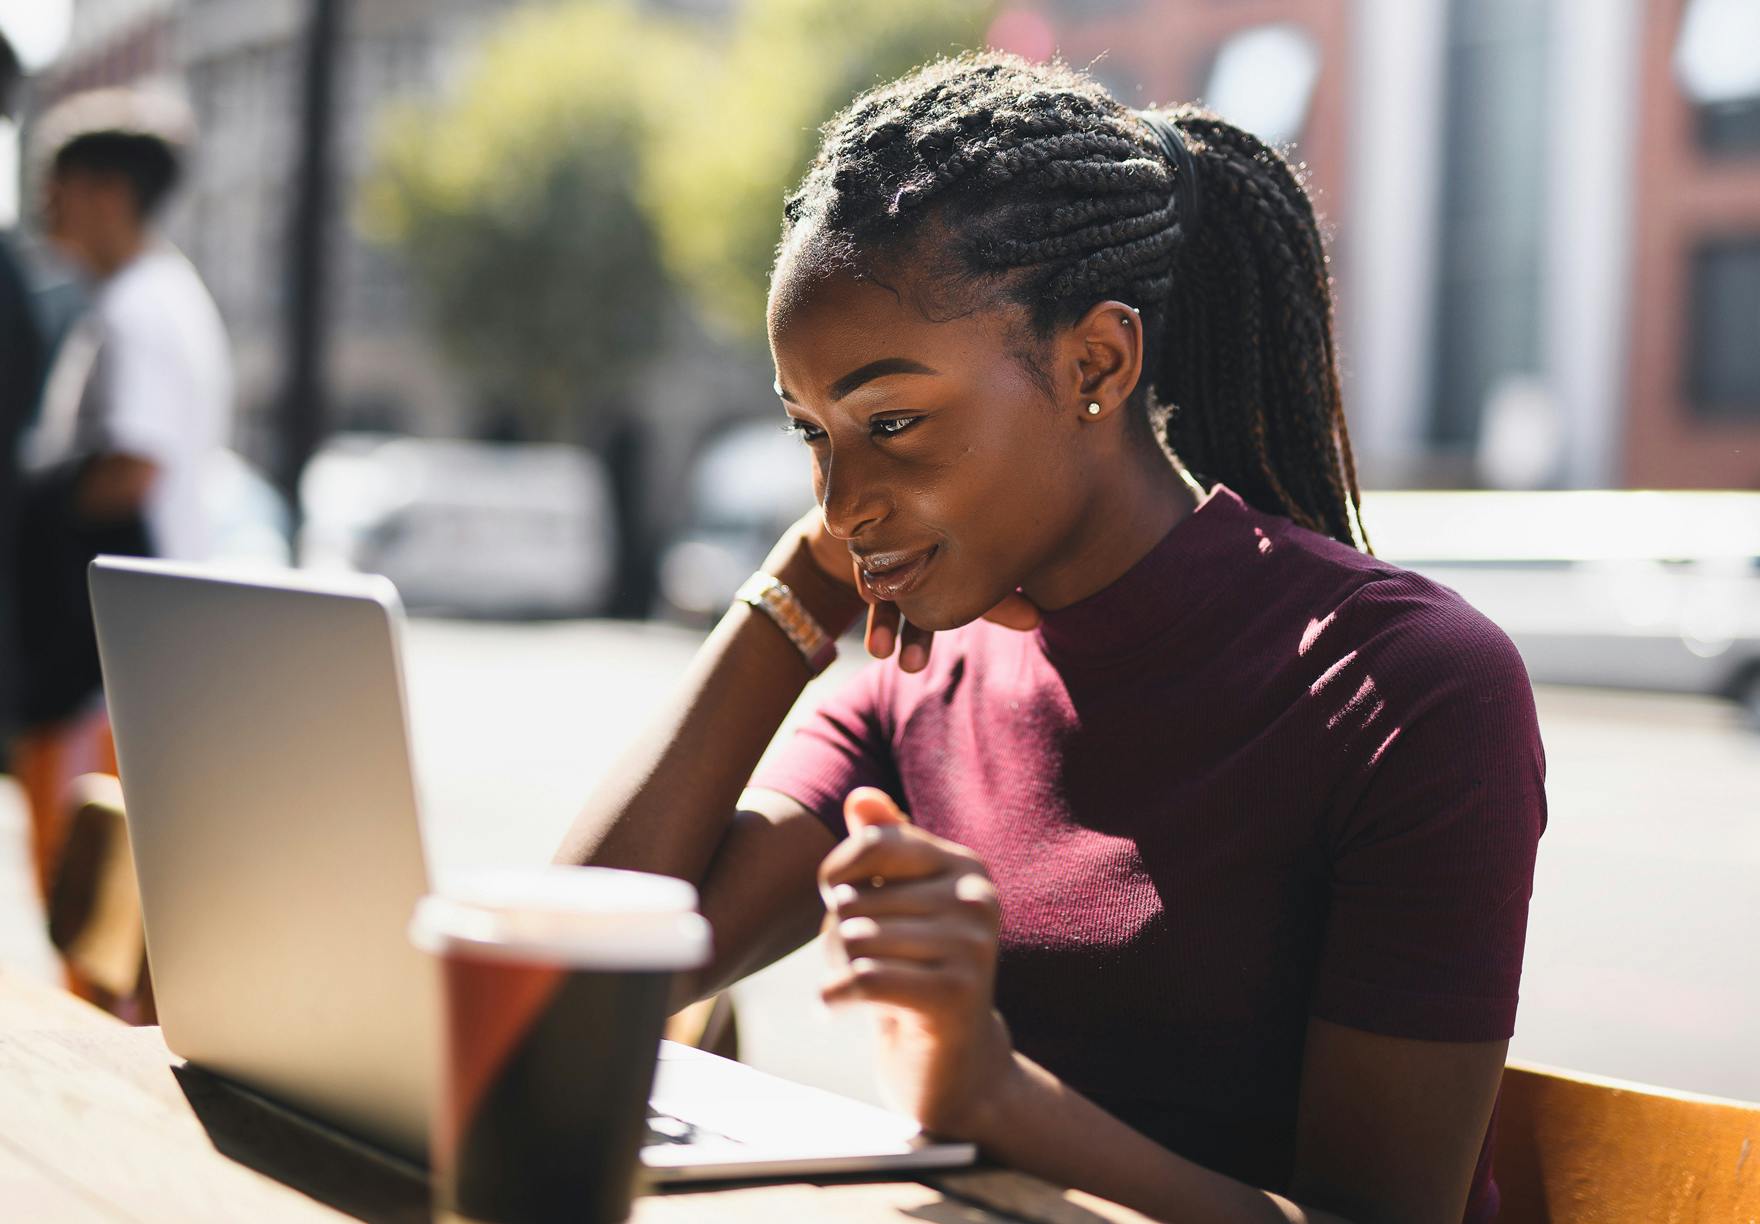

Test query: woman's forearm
[975,1053,1352,1224]
[552,535,862,886]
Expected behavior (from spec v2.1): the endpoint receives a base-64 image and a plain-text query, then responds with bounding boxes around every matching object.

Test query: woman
[557,52,1545,1223]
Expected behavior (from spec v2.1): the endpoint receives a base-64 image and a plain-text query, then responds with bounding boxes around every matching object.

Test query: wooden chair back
[1495,1060,1760,1223]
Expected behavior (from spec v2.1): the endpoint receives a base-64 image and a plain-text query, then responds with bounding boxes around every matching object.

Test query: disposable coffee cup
[410,866,710,1224]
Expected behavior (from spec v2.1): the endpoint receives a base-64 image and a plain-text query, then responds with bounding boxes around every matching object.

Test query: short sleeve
[92,306,196,466]
[749,659,901,841]
[1310,578,1547,1043]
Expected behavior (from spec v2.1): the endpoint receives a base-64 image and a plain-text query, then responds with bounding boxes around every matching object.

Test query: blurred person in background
[24,89,229,569]
[0,29,47,766]
[10,89,229,1018]
[560,53,1544,1224]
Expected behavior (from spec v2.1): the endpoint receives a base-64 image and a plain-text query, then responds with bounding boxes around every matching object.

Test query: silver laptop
[88,556,974,1181]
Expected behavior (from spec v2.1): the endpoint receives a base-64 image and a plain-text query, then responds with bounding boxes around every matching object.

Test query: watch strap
[735,572,838,674]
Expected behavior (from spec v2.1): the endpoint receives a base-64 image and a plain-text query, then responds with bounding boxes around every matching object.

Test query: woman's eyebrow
[829,357,939,401]
[776,357,940,405]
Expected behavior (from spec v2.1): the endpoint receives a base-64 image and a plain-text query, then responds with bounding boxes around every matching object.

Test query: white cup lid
[409,865,711,970]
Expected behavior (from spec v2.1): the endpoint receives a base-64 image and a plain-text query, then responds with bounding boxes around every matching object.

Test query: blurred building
[1034,0,1760,490]
[19,0,1760,492]
[36,0,178,96]
[25,0,530,461]
[1627,0,1760,487]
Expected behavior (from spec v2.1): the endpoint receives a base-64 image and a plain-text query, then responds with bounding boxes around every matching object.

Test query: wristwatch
[735,572,838,674]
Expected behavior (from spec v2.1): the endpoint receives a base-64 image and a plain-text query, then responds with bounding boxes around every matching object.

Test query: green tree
[366,0,994,410]
[361,0,993,611]
[363,0,705,441]
[645,0,994,339]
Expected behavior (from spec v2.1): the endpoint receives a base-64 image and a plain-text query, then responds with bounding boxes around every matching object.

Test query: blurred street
[3,616,1756,1106]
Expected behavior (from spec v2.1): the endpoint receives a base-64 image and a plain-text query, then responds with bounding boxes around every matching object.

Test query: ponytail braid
[780,51,1368,551]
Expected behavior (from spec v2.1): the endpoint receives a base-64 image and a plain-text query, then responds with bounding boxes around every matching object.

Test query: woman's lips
[859,546,938,600]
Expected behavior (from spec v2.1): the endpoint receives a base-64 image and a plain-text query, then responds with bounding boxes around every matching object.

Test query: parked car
[299,434,616,617]
[656,419,812,623]
[1362,490,1760,717]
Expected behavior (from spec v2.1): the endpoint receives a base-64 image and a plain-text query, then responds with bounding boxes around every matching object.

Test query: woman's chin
[894,587,999,634]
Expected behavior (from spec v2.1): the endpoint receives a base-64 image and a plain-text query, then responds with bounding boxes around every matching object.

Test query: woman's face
[768,262,1109,631]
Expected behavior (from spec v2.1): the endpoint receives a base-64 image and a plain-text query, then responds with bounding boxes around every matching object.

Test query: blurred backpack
[15,454,151,727]
[1,231,49,747]
[13,315,152,730]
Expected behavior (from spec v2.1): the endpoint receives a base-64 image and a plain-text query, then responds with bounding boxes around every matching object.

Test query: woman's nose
[818,452,887,542]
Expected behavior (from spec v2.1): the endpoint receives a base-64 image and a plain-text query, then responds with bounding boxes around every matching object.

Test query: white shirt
[30,243,233,560]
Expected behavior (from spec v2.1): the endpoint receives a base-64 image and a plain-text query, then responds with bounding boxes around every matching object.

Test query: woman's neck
[1020,446,1199,613]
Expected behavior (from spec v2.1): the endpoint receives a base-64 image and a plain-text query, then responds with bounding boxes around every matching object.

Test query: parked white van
[298,434,617,618]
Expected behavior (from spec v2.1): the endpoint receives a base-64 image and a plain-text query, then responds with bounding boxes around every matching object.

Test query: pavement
[3,617,1756,1106]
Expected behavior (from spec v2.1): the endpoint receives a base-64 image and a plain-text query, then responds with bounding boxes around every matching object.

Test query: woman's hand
[767,509,1041,675]
[817,788,1019,1139]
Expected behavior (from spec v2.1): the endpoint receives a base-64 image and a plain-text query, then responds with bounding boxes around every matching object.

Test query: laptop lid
[89,557,436,1161]
[89,557,973,1180]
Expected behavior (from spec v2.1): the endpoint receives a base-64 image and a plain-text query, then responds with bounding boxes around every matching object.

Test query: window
[1674,0,1760,156]
[1428,0,1549,448]
[1688,237,1760,419]
[1202,23,1320,149]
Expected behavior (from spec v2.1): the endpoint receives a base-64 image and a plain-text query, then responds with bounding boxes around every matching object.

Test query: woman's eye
[781,418,826,443]
[872,416,920,437]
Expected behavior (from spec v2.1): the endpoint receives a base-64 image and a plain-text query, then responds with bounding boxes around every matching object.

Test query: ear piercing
[1086,402,1102,416]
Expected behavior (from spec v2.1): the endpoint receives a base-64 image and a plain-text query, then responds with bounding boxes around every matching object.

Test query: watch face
[737,577,833,672]
[735,573,780,604]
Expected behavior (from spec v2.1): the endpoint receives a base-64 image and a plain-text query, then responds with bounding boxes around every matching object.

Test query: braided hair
[776,52,1367,550]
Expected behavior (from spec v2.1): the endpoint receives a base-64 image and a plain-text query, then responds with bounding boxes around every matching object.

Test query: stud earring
[1086,402,1102,416]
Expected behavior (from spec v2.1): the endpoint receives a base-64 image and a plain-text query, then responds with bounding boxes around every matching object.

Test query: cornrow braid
[779,50,1368,551]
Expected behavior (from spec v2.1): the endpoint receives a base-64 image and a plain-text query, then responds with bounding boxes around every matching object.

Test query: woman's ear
[1058,299,1144,423]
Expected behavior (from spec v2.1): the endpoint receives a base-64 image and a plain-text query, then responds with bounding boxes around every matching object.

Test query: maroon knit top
[751,484,1546,1221]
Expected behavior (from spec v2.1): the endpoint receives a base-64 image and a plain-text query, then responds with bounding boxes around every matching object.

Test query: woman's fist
[818,788,1017,1138]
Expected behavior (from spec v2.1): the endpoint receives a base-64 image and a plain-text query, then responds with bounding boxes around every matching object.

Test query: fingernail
[831,883,859,909]
[900,643,926,671]
[862,826,885,845]
[870,624,894,657]
[839,917,879,940]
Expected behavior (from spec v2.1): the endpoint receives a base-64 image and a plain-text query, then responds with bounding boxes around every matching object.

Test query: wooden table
[0,969,1151,1223]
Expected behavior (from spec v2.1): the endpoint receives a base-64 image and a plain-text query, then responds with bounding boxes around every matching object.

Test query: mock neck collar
[1034,483,1253,668]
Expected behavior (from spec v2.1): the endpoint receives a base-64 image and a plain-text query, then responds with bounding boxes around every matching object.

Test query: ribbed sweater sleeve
[1309,574,1548,1042]
[750,659,898,838]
